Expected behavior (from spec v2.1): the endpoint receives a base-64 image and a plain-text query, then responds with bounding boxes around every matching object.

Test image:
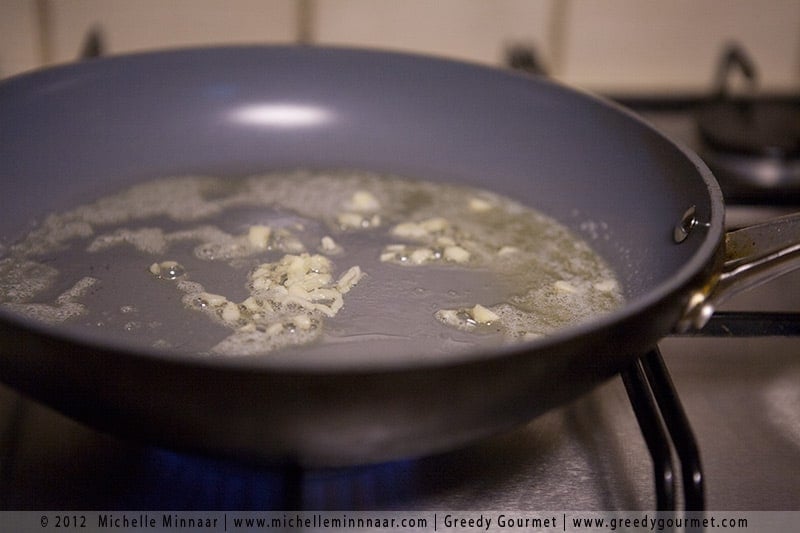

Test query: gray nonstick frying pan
[1,46,798,466]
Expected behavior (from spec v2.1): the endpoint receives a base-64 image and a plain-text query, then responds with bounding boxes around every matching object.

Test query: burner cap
[697,100,800,158]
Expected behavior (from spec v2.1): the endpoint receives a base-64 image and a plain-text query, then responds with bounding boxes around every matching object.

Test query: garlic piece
[251,276,271,291]
[337,265,364,294]
[320,235,340,254]
[200,292,227,307]
[247,225,271,250]
[221,301,241,322]
[391,222,428,240]
[337,212,365,229]
[148,260,185,280]
[443,245,470,263]
[471,304,500,324]
[468,197,493,212]
[420,217,449,233]
[498,246,519,256]
[348,190,381,212]
[409,248,433,265]
[594,279,618,292]
[554,280,578,294]
[292,314,313,330]
[266,322,284,336]
[241,296,261,311]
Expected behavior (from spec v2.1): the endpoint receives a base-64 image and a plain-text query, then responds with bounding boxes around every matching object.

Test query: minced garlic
[468,197,493,212]
[554,280,578,294]
[471,304,499,324]
[347,190,381,212]
[391,221,429,240]
[434,303,502,331]
[247,225,272,250]
[443,245,470,263]
[320,235,340,254]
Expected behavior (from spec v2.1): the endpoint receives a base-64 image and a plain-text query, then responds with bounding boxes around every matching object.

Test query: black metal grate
[622,349,705,513]
[624,310,800,516]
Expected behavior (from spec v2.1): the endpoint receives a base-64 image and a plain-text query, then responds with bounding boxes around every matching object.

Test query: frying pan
[1,46,798,467]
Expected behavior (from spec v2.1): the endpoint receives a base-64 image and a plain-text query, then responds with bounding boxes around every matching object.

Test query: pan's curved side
[0,280,705,467]
[0,47,723,465]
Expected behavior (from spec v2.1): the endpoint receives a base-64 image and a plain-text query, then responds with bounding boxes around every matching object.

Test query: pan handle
[676,211,800,332]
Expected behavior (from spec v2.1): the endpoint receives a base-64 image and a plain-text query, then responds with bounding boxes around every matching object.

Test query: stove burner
[695,44,800,201]
[697,100,800,201]
[698,100,800,159]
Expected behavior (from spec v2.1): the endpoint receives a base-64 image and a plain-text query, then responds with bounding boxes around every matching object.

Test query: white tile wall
[0,0,41,78]
[44,0,298,64]
[559,0,800,94]
[312,0,554,68]
[2,0,799,94]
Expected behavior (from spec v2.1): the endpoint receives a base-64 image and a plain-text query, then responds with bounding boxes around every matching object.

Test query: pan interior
[0,46,723,368]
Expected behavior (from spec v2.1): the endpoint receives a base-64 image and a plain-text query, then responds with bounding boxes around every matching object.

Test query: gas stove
[1,44,799,513]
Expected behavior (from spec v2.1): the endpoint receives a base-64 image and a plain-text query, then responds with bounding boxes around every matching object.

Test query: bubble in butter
[0,170,623,358]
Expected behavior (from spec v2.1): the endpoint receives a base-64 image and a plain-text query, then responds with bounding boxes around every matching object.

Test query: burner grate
[626,310,800,516]
[622,350,704,513]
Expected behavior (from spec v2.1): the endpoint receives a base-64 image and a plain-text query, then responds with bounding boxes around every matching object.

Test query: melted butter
[0,170,624,358]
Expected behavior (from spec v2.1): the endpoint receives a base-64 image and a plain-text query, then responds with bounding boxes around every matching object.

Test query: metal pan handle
[676,211,800,332]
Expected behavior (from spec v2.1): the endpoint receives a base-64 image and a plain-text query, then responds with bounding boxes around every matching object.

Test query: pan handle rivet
[674,205,700,243]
